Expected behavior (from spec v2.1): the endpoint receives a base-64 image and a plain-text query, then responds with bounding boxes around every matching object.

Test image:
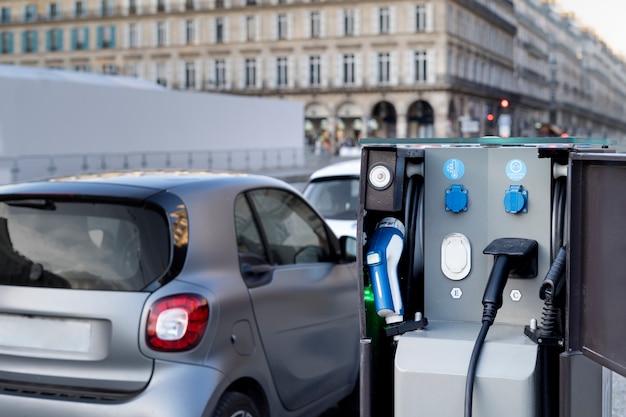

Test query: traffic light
[500,99,510,109]
[486,113,495,122]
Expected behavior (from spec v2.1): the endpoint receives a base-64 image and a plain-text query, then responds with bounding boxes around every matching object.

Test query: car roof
[308,159,361,180]
[0,170,290,200]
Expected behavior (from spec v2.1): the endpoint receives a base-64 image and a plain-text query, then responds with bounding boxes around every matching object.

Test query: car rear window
[303,178,359,220]
[0,199,170,291]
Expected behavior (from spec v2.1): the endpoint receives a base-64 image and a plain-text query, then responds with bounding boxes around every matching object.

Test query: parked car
[0,170,360,417]
[303,159,361,239]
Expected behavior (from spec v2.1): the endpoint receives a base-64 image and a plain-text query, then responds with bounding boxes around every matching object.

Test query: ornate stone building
[1,0,625,144]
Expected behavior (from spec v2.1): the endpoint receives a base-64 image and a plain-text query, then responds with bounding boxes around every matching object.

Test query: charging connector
[465,238,538,417]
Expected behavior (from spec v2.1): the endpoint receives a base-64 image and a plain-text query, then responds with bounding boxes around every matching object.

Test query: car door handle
[242,263,272,276]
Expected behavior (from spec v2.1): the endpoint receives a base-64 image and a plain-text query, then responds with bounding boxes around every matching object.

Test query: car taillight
[146,294,209,352]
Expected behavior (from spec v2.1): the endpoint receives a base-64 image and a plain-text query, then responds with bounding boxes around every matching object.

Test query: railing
[0,146,341,185]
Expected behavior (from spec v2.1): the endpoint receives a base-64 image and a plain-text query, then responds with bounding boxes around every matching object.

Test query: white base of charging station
[395,321,538,417]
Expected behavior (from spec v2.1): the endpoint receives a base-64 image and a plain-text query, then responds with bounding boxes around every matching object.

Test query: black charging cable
[464,238,538,417]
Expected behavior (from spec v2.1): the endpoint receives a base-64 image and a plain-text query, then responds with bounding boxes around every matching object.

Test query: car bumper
[0,360,226,417]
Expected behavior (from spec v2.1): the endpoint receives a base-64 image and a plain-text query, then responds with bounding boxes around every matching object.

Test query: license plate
[0,313,91,353]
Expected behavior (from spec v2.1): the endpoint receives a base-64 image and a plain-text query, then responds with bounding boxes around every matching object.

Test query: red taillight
[146,294,209,352]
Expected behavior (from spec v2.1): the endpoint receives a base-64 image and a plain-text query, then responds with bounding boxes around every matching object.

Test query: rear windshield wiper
[5,199,57,210]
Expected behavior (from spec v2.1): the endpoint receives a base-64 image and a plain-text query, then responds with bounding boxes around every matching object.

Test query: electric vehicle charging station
[356,137,625,417]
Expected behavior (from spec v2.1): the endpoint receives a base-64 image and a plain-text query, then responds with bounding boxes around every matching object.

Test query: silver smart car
[0,171,360,417]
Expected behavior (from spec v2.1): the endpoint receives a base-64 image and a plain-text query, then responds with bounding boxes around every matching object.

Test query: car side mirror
[339,235,357,263]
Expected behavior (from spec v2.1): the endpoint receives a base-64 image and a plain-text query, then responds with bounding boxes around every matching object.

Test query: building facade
[1,0,626,145]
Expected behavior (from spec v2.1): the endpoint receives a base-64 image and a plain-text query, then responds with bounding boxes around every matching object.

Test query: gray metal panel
[422,147,551,325]
[395,321,538,417]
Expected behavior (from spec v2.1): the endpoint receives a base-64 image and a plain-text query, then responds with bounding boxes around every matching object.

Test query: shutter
[97,26,103,49]
[8,32,13,54]
[336,9,342,37]
[334,53,341,86]
[71,28,77,50]
[110,25,116,48]
[267,56,276,89]
[237,57,244,88]
[427,49,436,84]
[300,55,307,87]
[303,11,310,39]
[320,10,326,38]
[223,17,229,43]
[321,54,328,87]
[355,52,363,87]
[21,31,25,53]
[255,15,261,41]
[209,18,215,43]
[239,15,244,42]
[405,50,413,84]
[368,51,376,86]
[407,4,415,33]
[57,28,63,51]
[256,57,263,89]
[180,19,185,45]
[206,58,215,87]
[225,58,231,89]
[195,59,201,89]
[287,13,293,40]
[123,24,129,48]
[33,30,38,52]
[371,7,377,35]
[138,22,143,47]
[270,14,277,40]
[426,3,434,33]
[390,6,396,34]
[84,27,89,49]
[390,50,399,85]
[288,55,295,88]
[46,29,51,52]
[354,9,361,36]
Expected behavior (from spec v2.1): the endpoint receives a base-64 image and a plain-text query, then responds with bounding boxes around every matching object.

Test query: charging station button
[441,233,471,280]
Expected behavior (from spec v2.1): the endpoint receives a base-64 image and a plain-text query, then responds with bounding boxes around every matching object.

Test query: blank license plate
[0,313,91,353]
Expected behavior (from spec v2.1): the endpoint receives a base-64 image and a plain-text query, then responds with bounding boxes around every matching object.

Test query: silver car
[0,171,360,417]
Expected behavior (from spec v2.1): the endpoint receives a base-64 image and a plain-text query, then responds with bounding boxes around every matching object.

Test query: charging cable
[464,238,538,417]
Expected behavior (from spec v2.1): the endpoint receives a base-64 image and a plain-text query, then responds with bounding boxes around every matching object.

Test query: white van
[303,159,360,238]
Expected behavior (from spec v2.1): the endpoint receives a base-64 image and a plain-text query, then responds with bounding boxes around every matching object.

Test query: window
[414,51,428,82]
[379,7,390,34]
[415,4,426,32]
[157,0,165,12]
[343,53,355,85]
[245,58,256,88]
[99,25,115,49]
[73,64,90,72]
[185,0,194,10]
[309,55,320,86]
[47,28,62,51]
[23,30,37,53]
[129,0,137,13]
[246,0,256,5]
[184,61,196,88]
[125,62,138,77]
[1,7,10,23]
[24,4,36,22]
[310,11,320,38]
[128,23,137,47]
[215,59,226,88]
[215,17,224,43]
[102,64,118,74]
[343,9,354,36]
[245,15,255,41]
[73,27,88,50]
[378,52,390,84]
[101,0,112,16]
[156,21,166,46]
[242,189,331,266]
[185,19,195,44]
[277,13,287,40]
[277,56,288,87]
[156,61,167,86]
[234,195,268,264]
[74,1,85,17]
[48,3,59,19]
[0,32,12,54]
[215,0,224,8]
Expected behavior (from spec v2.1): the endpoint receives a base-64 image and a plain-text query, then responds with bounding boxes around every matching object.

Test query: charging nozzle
[482,238,538,324]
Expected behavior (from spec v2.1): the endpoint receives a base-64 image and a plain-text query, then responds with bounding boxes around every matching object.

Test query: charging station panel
[422,146,552,325]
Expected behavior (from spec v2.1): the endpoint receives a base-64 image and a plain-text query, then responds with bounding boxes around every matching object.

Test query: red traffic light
[486,113,495,122]
[500,99,510,108]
